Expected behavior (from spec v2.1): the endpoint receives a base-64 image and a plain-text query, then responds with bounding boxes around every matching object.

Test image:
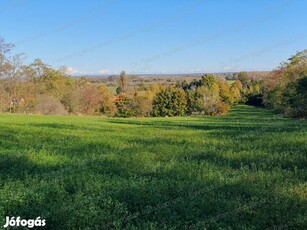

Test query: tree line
[262,50,307,118]
[0,37,306,118]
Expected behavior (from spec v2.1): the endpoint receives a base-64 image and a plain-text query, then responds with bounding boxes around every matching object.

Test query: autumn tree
[263,50,307,117]
[97,85,116,116]
[230,80,242,104]
[68,84,100,115]
[116,71,128,95]
[218,80,233,104]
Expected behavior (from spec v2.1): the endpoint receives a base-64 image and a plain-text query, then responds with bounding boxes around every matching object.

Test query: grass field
[226,80,236,85]
[0,106,306,229]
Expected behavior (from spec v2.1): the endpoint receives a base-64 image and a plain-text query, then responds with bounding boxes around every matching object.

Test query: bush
[115,96,137,117]
[205,102,230,116]
[36,95,68,115]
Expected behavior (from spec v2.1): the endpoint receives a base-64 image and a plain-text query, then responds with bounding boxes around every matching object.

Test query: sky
[0,0,306,75]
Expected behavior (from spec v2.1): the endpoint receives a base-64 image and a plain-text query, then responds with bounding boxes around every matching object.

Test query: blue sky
[0,0,306,75]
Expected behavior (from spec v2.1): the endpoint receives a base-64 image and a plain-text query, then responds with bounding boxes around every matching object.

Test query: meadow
[0,105,306,229]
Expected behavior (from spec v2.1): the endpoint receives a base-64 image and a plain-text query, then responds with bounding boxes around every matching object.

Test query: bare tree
[0,36,15,77]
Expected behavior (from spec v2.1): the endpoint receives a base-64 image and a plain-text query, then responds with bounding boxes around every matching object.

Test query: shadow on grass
[0,106,306,229]
[2,153,305,229]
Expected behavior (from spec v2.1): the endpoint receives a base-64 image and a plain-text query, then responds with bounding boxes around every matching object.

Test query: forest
[0,37,306,118]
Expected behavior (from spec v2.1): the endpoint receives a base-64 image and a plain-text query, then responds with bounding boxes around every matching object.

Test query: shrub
[115,96,137,117]
[207,102,230,116]
[36,95,68,115]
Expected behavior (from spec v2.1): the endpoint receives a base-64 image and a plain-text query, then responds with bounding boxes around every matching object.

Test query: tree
[218,80,233,104]
[151,87,187,117]
[282,50,307,69]
[186,90,203,115]
[97,85,116,116]
[116,71,128,95]
[0,37,240,117]
[290,75,307,117]
[237,71,248,87]
[200,74,216,89]
[230,81,241,104]
[116,86,122,95]
[0,37,14,77]
[263,50,307,117]
[71,84,101,115]
[115,95,137,117]
[28,58,51,78]
[198,82,221,115]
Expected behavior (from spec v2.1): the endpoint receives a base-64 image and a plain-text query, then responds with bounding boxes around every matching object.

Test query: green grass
[0,105,306,229]
[226,80,236,85]
[107,86,118,94]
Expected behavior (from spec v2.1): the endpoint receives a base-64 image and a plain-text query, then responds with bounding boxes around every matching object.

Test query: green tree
[200,74,216,88]
[237,72,248,87]
[186,90,203,115]
[115,95,137,117]
[152,87,187,117]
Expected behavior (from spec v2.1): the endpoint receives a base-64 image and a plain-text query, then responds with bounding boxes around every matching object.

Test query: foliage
[218,80,233,104]
[237,71,248,86]
[1,36,305,118]
[263,50,307,118]
[176,74,232,116]
[115,93,153,117]
[98,85,117,116]
[116,71,128,95]
[185,90,203,115]
[35,95,68,115]
[115,95,138,117]
[151,87,187,117]
[230,80,242,104]
[0,40,116,116]
[0,37,254,118]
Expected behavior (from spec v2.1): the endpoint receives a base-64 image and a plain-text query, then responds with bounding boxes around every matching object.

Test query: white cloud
[65,66,80,75]
[98,69,112,75]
